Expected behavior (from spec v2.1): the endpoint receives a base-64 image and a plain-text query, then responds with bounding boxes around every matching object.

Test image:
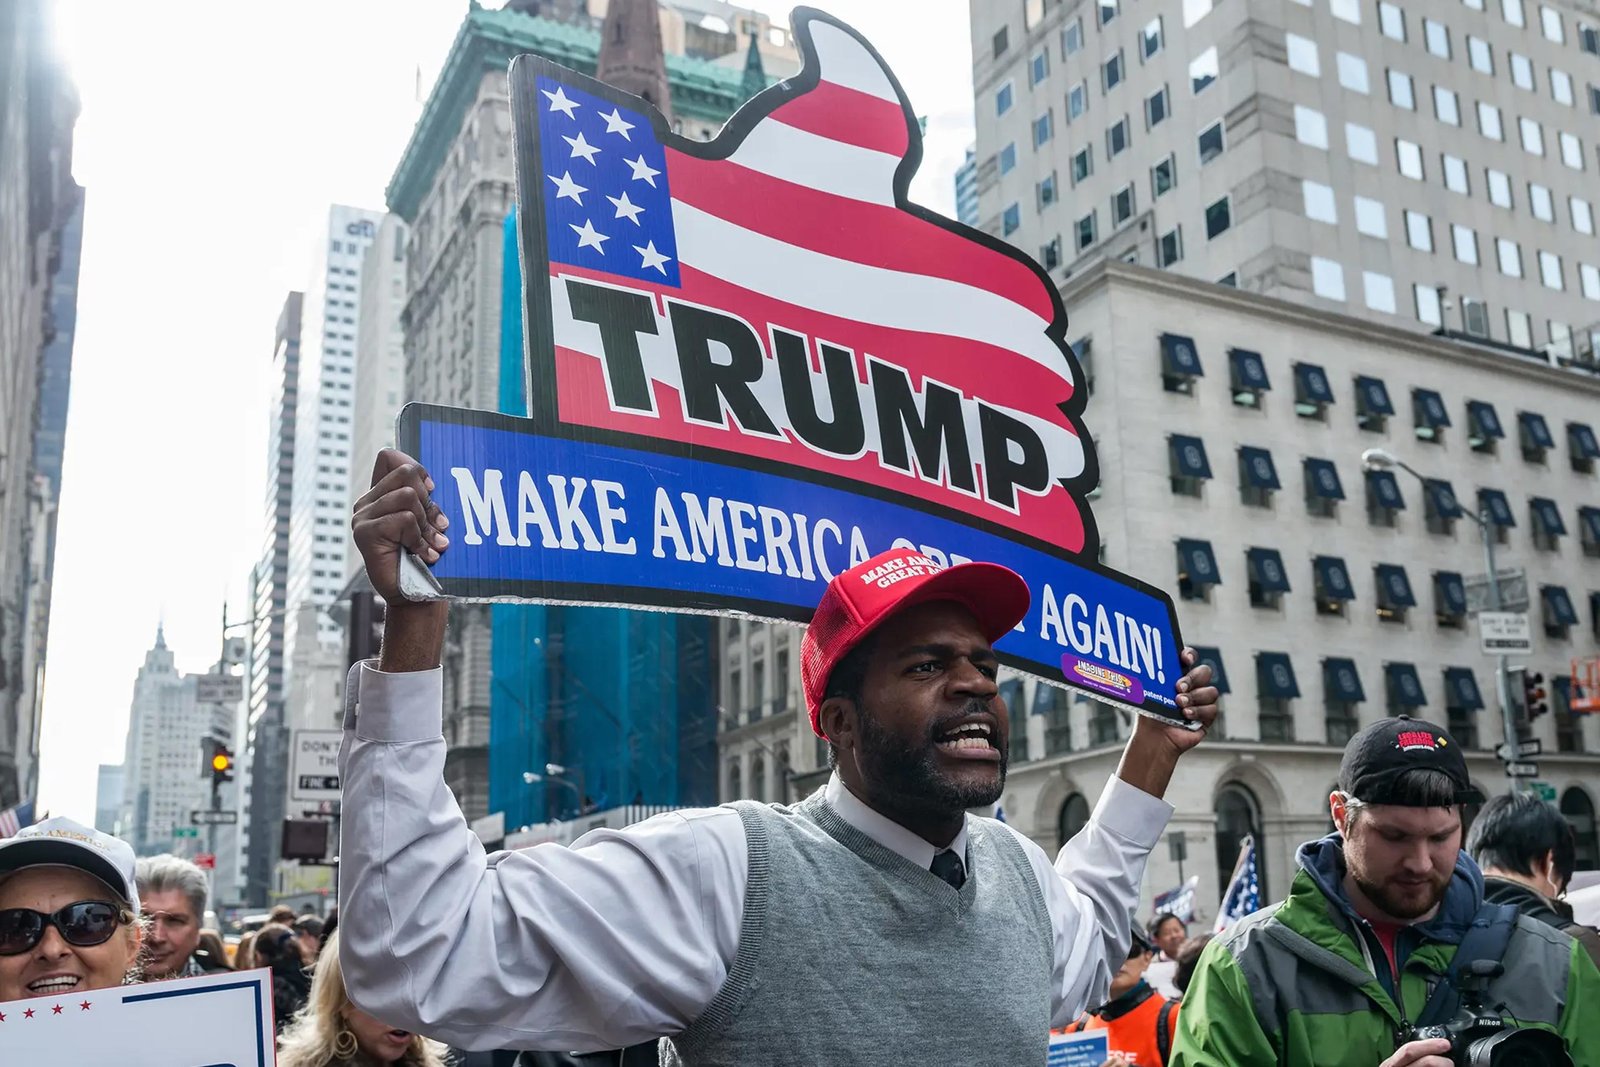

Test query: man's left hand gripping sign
[397,7,1192,724]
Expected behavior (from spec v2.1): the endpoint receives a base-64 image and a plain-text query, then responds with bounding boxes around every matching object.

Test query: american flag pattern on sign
[533,18,1092,551]
[0,801,35,838]
[1214,834,1262,932]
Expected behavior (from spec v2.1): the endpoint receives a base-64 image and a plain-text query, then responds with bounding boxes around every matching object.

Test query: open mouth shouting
[933,716,1002,761]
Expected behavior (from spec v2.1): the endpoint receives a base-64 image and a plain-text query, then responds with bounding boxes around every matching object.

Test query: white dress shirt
[338,664,1173,1052]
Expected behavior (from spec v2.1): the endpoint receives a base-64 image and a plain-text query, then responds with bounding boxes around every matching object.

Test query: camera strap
[1413,902,1518,1028]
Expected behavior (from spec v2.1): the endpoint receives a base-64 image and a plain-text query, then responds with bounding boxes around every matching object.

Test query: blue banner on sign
[1047,1030,1110,1067]
[406,408,1183,714]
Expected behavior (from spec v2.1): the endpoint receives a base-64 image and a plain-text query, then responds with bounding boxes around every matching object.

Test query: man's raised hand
[352,449,449,602]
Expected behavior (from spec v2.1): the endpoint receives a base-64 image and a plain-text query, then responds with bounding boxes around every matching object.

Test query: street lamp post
[1362,448,1517,792]
[524,763,588,817]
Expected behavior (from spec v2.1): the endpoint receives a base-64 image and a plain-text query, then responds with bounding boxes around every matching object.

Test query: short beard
[854,699,1007,815]
[1349,864,1451,921]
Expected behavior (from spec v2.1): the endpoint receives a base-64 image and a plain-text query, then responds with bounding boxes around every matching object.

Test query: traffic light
[203,738,235,786]
[1523,671,1549,720]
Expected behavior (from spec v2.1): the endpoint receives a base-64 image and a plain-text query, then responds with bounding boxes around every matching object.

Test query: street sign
[1503,760,1540,777]
[290,729,343,802]
[172,827,198,839]
[195,673,243,705]
[1478,611,1533,654]
[191,809,239,826]
[1495,738,1542,760]
[193,853,216,870]
[1464,568,1529,614]
[1530,781,1557,802]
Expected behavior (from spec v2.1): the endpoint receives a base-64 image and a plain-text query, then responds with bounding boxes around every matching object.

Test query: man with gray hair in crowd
[134,854,208,981]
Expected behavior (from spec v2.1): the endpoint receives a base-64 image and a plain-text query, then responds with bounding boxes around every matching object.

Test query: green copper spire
[741,30,766,100]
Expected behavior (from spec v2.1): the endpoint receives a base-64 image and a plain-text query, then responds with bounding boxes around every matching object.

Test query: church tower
[596,0,673,122]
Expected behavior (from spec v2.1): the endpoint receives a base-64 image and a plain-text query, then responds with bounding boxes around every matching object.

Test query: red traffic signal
[1523,671,1548,720]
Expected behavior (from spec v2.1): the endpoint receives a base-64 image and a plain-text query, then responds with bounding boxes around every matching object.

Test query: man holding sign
[338,449,1218,1062]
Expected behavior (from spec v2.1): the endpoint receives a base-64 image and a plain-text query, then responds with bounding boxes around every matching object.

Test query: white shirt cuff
[1093,775,1174,849]
[355,663,445,743]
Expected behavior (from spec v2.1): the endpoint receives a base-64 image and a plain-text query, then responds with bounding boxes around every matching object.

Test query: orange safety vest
[1058,986,1180,1067]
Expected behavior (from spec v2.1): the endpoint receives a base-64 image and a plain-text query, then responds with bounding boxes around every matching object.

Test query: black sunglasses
[0,901,129,956]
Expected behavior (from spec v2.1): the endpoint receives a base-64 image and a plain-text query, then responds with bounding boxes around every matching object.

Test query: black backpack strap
[1156,999,1180,1065]
[1413,902,1519,1028]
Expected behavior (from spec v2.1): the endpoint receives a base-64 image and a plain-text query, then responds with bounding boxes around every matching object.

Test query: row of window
[1375,0,1599,56]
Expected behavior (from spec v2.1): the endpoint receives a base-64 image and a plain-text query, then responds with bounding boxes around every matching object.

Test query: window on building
[1344,123,1382,164]
[1379,2,1406,40]
[1511,53,1536,91]
[1571,422,1600,473]
[1338,52,1370,94]
[1100,0,1119,26]
[1366,468,1404,526]
[1111,183,1136,226]
[1107,116,1131,157]
[1388,69,1416,109]
[1033,110,1055,148]
[999,143,1017,174]
[1176,538,1221,601]
[1442,154,1469,194]
[996,81,1015,116]
[1364,271,1397,314]
[1539,250,1564,289]
[1452,224,1479,265]
[1062,17,1084,56]
[1551,68,1575,106]
[1405,210,1435,251]
[1311,257,1346,301]
[1497,238,1524,278]
[1541,4,1564,41]
[1159,226,1184,267]
[1287,34,1320,76]
[1330,0,1360,22]
[1151,154,1176,198]
[1577,197,1597,234]
[1561,132,1585,170]
[1530,183,1555,221]
[1068,81,1088,121]
[1190,47,1218,94]
[1397,139,1425,180]
[1303,180,1338,224]
[1355,196,1387,238]
[1520,116,1545,156]
[1506,308,1534,347]
[1031,49,1051,86]
[1295,105,1329,149]
[1071,146,1093,184]
[1146,85,1171,128]
[1424,18,1451,56]
[1002,203,1021,236]
[1581,262,1600,301]
[1039,236,1062,270]
[1434,86,1461,125]
[1478,101,1504,140]
[1198,121,1225,164]
[1075,210,1097,250]
[1468,36,1494,74]
[1487,169,1512,208]
[1037,172,1058,210]
[1215,785,1267,896]
[1141,16,1164,59]
[1103,50,1125,92]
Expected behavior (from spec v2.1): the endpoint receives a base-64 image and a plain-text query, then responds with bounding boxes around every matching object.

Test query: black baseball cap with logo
[1338,715,1485,805]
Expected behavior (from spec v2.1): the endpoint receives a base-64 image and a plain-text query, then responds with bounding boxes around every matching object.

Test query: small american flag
[531,17,1090,550]
[1215,834,1261,932]
[0,801,36,838]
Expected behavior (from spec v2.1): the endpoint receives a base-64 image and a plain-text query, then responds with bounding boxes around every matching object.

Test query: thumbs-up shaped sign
[514,7,1098,555]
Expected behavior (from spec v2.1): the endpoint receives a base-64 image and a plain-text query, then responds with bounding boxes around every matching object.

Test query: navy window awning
[1161,333,1204,377]
[1176,538,1222,586]
[1530,497,1566,536]
[1543,585,1578,626]
[1413,388,1451,428]
[1247,547,1291,592]
[1323,657,1366,703]
[1519,411,1555,450]
[1424,478,1462,518]
[1170,435,1213,478]
[1314,556,1355,601]
[1580,506,1600,545]
[1239,446,1281,489]
[1571,422,1600,459]
[1386,662,1428,707]
[1466,400,1504,440]
[1435,571,1468,616]
[1256,652,1300,699]
[1304,458,1345,500]
[1295,362,1336,405]
[1366,469,1406,509]
[1444,667,1484,711]
[1477,488,1515,527]
[1230,348,1271,391]
[1376,563,1417,607]
[1356,375,1394,415]
[1190,646,1230,694]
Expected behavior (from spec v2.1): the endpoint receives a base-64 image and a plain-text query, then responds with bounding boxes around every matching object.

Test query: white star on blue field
[537,77,681,287]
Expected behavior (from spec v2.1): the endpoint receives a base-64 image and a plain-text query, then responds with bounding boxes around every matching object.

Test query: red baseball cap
[801,549,1031,738]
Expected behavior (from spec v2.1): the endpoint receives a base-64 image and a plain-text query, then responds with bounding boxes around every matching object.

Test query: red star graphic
[22,1008,34,1019]
[0,1009,7,1021]
[51,1004,63,1015]
[79,1000,91,1011]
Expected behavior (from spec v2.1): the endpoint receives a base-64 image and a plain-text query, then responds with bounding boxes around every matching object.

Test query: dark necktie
[930,849,966,889]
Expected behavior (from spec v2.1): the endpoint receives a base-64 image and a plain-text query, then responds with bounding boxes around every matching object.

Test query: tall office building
[243,293,303,906]
[94,764,124,835]
[970,0,1600,363]
[955,144,981,226]
[347,214,409,530]
[118,628,208,857]
[962,0,1600,915]
[0,0,81,812]
[385,0,790,817]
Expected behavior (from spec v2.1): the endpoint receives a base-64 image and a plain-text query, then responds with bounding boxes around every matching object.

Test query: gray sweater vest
[662,790,1054,1066]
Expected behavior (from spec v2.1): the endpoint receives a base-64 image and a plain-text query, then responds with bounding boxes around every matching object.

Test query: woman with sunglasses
[277,930,450,1067]
[255,919,314,1034]
[0,816,143,1003]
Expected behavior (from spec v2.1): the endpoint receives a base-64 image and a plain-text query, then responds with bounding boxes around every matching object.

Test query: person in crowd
[255,920,313,1034]
[338,449,1220,1063]
[270,905,298,925]
[194,929,231,973]
[1465,791,1600,967]
[277,930,451,1067]
[294,913,326,964]
[318,908,339,956]
[1058,920,1182,1067]
[134,854,208,980]
[234,929,259,971]
[1170,934,1212,996]
[1145,911,1187,997]
[0,816,144,1002]
[1171,716,1600,1066]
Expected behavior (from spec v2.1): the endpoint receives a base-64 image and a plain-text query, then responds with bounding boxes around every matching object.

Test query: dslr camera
[1406,961,1572,1067]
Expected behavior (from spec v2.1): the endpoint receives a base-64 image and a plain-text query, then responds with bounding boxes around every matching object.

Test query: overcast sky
[38,0,974,815]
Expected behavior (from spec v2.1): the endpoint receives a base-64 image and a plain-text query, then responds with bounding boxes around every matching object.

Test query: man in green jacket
[1170,716,1599,1067]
